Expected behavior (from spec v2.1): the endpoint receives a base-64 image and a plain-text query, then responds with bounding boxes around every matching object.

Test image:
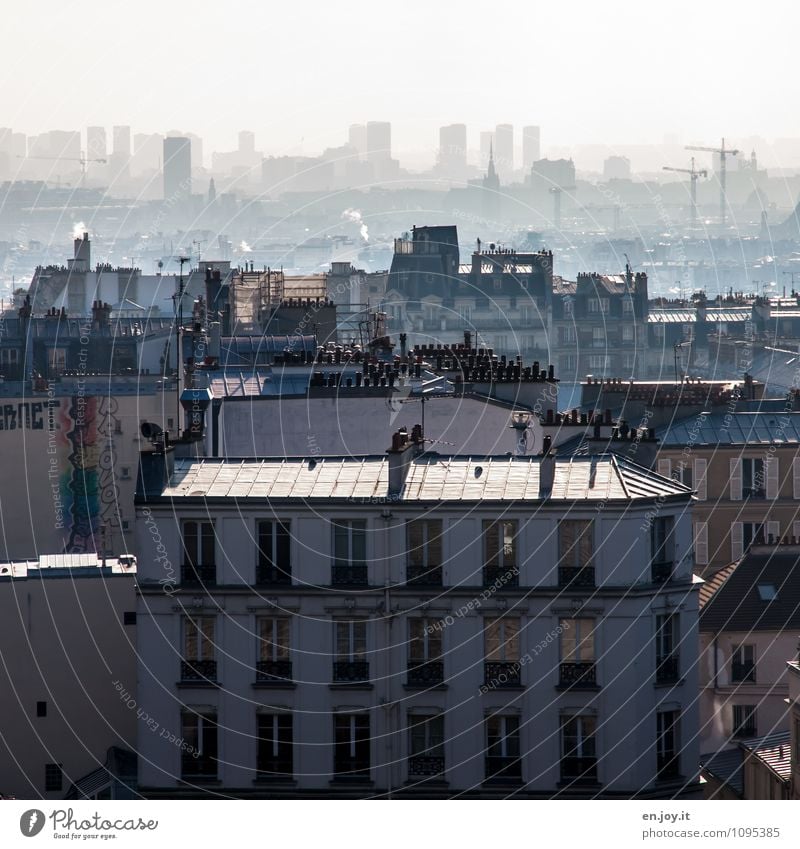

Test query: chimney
[386,426,421,498]
[539,453,555,498]
[136,442,175,500]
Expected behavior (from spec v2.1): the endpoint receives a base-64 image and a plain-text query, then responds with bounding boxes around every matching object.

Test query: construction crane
[662,157,708,228]
[17,150,106,185]
[685,138,740,227]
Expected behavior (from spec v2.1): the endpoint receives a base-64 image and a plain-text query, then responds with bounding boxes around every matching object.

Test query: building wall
[699,630,792,754]
[134,495,701,797]
[0,573,136,798]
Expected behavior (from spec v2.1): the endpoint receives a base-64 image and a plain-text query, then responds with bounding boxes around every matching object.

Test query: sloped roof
[700,747,743,796]
[700,547,800,632]
[657,411,800,445]
[158,453,690,503]
[741,731,792,781]
[699,562,738,609]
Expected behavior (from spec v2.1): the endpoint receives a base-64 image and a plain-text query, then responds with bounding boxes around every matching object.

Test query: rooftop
[0,553,136,579]
[153,453,690,503]
[700,546,800,632]
[657,411,800,446]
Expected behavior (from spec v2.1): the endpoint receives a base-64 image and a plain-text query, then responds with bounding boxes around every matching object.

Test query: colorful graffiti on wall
[52,395,121,553]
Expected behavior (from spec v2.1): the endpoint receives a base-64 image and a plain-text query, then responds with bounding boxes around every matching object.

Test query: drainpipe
[381,508,394,798]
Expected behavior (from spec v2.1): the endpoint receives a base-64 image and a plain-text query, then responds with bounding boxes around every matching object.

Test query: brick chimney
[386,426,423,498]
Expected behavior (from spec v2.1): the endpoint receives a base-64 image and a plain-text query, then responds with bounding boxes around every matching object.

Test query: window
[742,521,765,550]
[653,323,665,339]
[458,304,472,322]
[623,352,636,370]
[408,714,445,778]
[45,763,63,792]
[560,354,577,372]
[622,299,634,315]
[485,714,521,781]
[484,617,521,687]
[408,618,443,686]
[561,715,597,782]
[123,611,136,626]
[558,520,594,586]
[622,324,634,342]
[181,710,218,778]
[257,519,291,584]
[563,298,574,317]
[588,354,609,370]
[731,644,755,683]
[47,347,67,373]
[333,620,368,682]
[0,348,19,366]
[120,465,131,479]
[592,326,605,347]
[332,519,367,585]
[559,619,597,687]
[651,516,675,582]
[732,704,757,737]
[182,615,216,682]
[674,461,692,489]
[588,297,608,314]
[757,584,777,601]
[181,520,216,584]
[656,710,681,780]
[494,335,508,351]
[257,713,293,778]
[742,458,765,499]
[560,325,577,344]
[407,519,443,585]
[333,714,370,779]
[37,701,47,717]
[655,613,680,683]
[257,617,292,683]
[483,520,518,586]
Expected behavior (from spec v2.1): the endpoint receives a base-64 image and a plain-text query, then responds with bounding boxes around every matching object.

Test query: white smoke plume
[342,208,369,242]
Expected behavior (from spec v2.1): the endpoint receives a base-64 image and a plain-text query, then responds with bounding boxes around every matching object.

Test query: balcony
[406,564,443,587]
[731,662,756,683]
[331,564,368,586]
[181,563,217,586]
[656,655,680,684]
[484,756,522,782]
[180,659,218,683]
[332,661,370,683]
[408,755,446,778]
[651,561,674,584]
[255,564,292,585]
[560,756,598,783]
[407,660,445,687]
[255,660,293,684]
[558,566,595,588]
[559,662,597,688]
[484,661,522,688]
[483,565,519,588]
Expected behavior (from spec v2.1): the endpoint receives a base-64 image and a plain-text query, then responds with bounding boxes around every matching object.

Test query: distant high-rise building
[86,126,106,159]
[522,125,541,171]
[494,123,514,177]
[437,124,467,176]
[366,121,391,162]
[239,131,255,155]
[603,155,631,181]
[479,131,494,169]
[112,125,131,179]
[348,124,367,158]
[132,133,164,177]
[163,136,192,201]
[529,158,576,191]
[186,133,203,171]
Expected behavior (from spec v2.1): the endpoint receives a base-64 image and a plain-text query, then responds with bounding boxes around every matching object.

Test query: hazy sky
[4,0,799,157]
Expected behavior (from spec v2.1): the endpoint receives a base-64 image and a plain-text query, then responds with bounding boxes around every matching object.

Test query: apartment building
[655,408,800,572]
[134,432,701,798]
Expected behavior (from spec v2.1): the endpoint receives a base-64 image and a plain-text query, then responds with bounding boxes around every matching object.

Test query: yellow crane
[662,157,708,227]
[685,138,740,226]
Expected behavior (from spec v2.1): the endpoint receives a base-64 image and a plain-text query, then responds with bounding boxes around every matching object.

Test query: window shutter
[729,458,742,501]
[694,522,708,566]
[731,522,744,561]
[694,458,707,500]
[794,458,800,499]
[766,457,779,500]
[658,458,672,479]
[767,521,780,544]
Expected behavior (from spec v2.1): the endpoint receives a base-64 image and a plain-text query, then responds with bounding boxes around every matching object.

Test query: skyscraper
[494,123,514,178]
[86,126,106,159]
[522,125,541,171]
[348,124,367,159]
[112,125,131,179]
[437,124,467,177]
[366,121,391,162]
[163,136,192,201]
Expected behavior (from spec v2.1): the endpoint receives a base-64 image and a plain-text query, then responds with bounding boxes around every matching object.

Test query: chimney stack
[386,425,422,498]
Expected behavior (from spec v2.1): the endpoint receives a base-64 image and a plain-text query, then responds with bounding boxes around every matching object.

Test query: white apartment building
[134,434,701,798]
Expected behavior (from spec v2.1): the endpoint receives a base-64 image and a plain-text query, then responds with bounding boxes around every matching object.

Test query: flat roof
[155,454,690,503]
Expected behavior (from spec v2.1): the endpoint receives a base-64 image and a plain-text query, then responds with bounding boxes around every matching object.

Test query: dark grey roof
[700,747,743,796]
[657,411,800,445]
[700,547,800,632]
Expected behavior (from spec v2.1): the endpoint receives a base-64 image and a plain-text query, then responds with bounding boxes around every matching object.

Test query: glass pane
[504,618,520,661]
[408,521,423,566]
[485,618,501,661]
[201,523,215,565]
[484,521,499,568]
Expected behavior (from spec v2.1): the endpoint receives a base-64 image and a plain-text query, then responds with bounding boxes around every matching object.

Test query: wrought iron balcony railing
[180,659,218,682]
[407,660,445,686]
[255,660,293,683]
[331,564,368,586]
[559,662,597,688]
[408,755,445,778]
[406,564,443,587]
[483,565,519,588]
[484,661,522,687]
[181,563,217,585]
[558,565,595,588]
[332,661,370,683]
[560,756,598,783]
[255,564,292,585]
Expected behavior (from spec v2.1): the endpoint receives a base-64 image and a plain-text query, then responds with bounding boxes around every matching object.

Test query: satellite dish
[140,421,163,441]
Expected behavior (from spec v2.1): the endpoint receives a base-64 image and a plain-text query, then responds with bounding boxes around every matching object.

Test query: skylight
[757,584,777,601]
